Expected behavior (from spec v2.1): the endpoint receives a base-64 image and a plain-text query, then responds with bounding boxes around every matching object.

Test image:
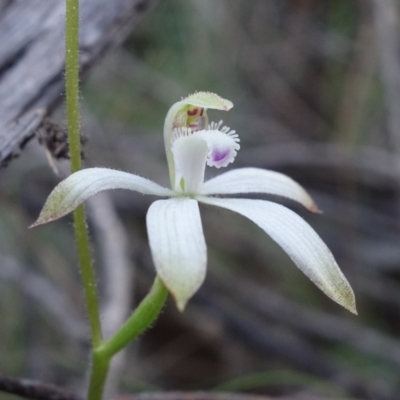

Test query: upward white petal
[146,198,207,311]
[31,168,174,227]
[198,197,356,314]
[201,168,320,213]
[172,133,209,193]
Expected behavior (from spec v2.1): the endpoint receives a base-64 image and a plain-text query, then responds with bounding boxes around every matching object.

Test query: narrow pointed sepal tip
[346,298,358,315]
[28,221,40,229]
[28,209,67,229]
[337,289,357,315]
[29,214,59,229]
[309,203,323,214]
[28,211,67,229]
[325,277,357,315]
[175,297,188,313]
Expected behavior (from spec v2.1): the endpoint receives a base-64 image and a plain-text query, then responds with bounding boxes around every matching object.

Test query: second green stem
[87,277,168,400]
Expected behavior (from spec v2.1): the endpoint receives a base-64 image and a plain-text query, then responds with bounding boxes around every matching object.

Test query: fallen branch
[0,373,282,400]
[0,0,157,168]
[0,373,82,400]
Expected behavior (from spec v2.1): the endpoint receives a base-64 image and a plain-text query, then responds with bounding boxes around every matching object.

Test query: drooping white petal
[146,198,207,311]
[201,167,320,213]
[30,168,174,227]
[172,130,209,193]
[198,197,357,314]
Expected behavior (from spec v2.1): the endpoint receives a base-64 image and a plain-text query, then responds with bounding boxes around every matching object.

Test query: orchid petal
[194,121,240,168]
[201,167,320,213]
[164,92,233,188]
[30,168,174,227]
[146,198,207,311]
[198,197,356,314]
[172,134,209,193]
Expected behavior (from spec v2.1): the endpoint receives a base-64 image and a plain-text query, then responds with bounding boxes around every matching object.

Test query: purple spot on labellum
[212,149,230,162]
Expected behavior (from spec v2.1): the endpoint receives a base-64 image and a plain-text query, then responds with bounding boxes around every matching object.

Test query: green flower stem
[88,351,110,400]
[66,2,168,399]
[65,0,82,173]
[65,0,103,347]
[73,206,103,346]
[87,276,168,400]
[98,276,168,359]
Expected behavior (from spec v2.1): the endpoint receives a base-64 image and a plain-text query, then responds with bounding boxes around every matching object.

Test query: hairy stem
[99,276,168,359]
[65,0,82,173]
[87,351,110,400]
[87,277,168,400]
[65,0,103,346]
[65,3,168,400]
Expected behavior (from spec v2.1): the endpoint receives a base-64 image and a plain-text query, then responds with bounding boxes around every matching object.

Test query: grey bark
[0,0,157,167]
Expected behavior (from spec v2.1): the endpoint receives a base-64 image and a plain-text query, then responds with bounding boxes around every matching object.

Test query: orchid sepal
[198,196,357,314]
[146,198,207,311]
[29,168,174,228]
[201,167,321,213]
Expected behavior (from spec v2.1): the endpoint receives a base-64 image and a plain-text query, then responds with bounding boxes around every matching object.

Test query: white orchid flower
[31,92,356,314]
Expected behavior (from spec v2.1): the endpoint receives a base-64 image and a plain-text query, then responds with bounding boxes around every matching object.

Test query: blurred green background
[1,0,400,399]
